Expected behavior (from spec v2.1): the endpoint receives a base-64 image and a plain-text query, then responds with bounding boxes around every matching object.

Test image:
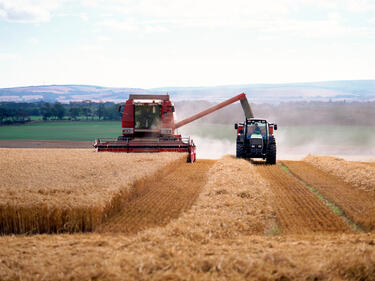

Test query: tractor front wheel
[236,143,245,158]
[266,136,276,164]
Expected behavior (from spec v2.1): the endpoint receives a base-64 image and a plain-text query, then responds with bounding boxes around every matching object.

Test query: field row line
[278,162,363,233]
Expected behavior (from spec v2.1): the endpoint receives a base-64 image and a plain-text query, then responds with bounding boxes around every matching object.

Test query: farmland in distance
[1,122,374,160]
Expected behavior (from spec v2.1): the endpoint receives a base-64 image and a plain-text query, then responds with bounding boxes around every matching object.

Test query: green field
[0,121,374,147]
[0,121,120,141]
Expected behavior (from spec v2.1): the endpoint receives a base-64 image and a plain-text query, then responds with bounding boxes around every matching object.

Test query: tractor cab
[246,119,268,137]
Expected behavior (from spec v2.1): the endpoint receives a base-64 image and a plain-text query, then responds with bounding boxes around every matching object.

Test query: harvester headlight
[251,144,255,148]
[122,128,134,134]
[258,145,262,148]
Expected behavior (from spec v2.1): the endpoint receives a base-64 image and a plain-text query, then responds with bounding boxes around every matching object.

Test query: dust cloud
[175,98,375,161]
[189,136,235,159]
[174,100,375,161]
[182,129,375,161]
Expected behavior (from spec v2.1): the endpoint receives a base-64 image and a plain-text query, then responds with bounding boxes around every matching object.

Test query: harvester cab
[118,95,175,139]
[235,118,278,164]
[94,92,257,163]
[93,94,198,160]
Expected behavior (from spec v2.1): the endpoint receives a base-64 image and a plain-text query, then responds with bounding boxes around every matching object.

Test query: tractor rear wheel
[236,143,245,158]
[266,136,276,164]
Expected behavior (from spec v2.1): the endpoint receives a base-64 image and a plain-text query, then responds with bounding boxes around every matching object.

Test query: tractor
[234,118,278,164]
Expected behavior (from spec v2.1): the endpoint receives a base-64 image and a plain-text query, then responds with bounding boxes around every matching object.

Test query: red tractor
[94,93,254,162]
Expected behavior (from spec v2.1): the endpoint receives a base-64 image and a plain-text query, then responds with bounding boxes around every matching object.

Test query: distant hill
[0,85,149,103]
[1,80,374,103]
[154,80,375,102]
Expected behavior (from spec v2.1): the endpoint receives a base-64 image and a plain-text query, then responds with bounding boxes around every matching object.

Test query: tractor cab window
[134,104,161,129]
[247,121,267,137]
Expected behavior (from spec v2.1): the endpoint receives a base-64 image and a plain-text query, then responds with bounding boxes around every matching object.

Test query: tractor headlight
[251,144,255,148]
[258,145,262,148]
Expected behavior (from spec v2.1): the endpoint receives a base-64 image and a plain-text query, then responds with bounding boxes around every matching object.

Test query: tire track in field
[283,161,375,231]
[361,162,375,168]
[97,160,215,234]
[255,163,350,234]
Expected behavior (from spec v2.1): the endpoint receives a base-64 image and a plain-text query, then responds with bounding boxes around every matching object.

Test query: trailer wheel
[236,143,245,158]
[266,136,276,165]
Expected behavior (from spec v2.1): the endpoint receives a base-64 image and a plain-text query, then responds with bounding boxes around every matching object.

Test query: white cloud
[299,0,375,12]
[97,19,140,32]
[99,13,113,18]
[96,35,110,41]
[2,0,374,25]
[83,0,375,18]
[80,12,88,21]
[97,18,169,33]
[1,0,374,88]
[0,7,5,18]
[28,37,39,44]
[144,24,168,33]
[0,52,20,60]
[92,0,374,38]
[343,0,375,12]
[96,13,371,39]
[91,0,292,21]
[79,44,103,52]
[0,0,60,23]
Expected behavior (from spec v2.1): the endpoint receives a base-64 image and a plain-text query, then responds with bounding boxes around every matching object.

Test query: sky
[0,0,374,89]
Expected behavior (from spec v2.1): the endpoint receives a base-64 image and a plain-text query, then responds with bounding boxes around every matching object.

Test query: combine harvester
[93,93,253,162]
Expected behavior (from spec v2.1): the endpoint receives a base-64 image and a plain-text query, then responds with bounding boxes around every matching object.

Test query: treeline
[2,100,375,126]
[0,101,121,125]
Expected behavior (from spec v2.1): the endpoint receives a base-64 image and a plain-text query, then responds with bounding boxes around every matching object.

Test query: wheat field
[0,149,185,234]
[1,155,375,280]
[304,155,375,191]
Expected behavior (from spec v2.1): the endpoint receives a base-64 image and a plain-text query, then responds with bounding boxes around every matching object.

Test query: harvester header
[94,92,254,162]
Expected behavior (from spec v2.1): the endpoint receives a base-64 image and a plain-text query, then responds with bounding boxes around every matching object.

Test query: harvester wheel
[236,143,245,158]
[266,136,276,165]
[187,150,196,163]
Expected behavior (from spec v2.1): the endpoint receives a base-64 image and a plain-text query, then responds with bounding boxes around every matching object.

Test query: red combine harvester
[93,93,253,162]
